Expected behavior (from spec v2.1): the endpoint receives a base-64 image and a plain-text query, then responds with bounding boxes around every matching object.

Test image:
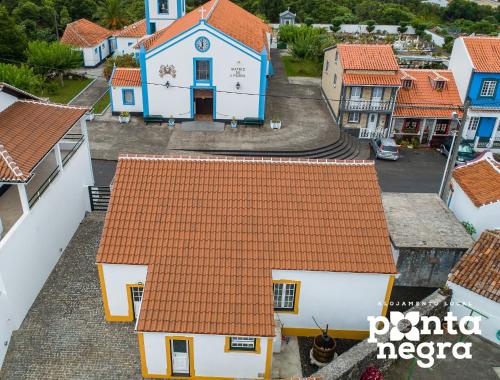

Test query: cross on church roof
[198,6,207,19]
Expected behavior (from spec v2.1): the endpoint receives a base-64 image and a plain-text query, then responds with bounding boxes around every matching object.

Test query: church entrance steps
[181,121,225,132]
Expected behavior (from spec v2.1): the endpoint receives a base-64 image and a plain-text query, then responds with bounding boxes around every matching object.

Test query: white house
[61,19,114,67]
[279,8,296,25]
[448,152,500,239]
[109,67,143,115]
[114,19,146,57]
[447,230,500,345]
[96,155,397,379]
[0,83,94,366]
[109,0,273,123]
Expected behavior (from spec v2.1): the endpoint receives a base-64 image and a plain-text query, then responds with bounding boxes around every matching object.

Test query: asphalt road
[92,159,117,186]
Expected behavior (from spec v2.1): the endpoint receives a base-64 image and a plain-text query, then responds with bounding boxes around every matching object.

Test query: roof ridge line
[206,0,220,21]
[118,154,375,166]
[18,99,89,111]
[0,144,25,179]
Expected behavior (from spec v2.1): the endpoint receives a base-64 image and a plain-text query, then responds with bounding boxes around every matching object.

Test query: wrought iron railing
[61,133,84,166]
[28,166,60,208]
[342,98,394,111]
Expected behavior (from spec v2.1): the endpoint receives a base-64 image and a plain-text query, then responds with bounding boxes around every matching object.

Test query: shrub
[103,54,139,80]
[461,221,476,236]
[0,63,44,93]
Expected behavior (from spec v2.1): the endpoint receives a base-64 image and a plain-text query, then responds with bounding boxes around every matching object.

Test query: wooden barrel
[312,334,336,363]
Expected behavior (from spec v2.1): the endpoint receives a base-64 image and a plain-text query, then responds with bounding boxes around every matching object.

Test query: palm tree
[97,0,129,30]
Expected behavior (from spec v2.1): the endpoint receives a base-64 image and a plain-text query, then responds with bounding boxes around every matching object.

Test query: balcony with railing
[342,98,394,112]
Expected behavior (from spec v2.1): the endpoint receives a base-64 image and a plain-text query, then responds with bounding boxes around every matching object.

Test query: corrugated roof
[343,73,401,86]
[394,70,462,119]
[114,19,146,38]
[338,44,399,71]
[452,153,500,207]
[142,0,270,53]
[462,36,500,73]
[0,101,87,182]
[61,19,112,48]
[97,155,397,336]
[111,68,141,87]
[448,230,500,302]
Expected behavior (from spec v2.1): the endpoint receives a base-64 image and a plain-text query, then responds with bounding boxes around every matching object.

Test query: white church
[110,0,273,123]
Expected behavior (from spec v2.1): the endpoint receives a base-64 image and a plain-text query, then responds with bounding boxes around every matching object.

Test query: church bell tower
[146,0,186,34]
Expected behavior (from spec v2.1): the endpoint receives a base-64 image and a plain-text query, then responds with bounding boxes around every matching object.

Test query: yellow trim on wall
[381,275,395,317]
[272,279,301,314]
[96,263,113,321]
[264,338,273,379]
[165,336,196,377]
[281,327,369,340]
[126,283,144,321]
[224,337,261,354]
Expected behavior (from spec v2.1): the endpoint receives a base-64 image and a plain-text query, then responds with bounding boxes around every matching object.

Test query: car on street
[370,138,400,161]
[439,138,475,163]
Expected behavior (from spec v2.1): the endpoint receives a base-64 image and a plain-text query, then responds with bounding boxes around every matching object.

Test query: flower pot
[119,115,130,124]
[270,120,282,130]
[230,120,238,129]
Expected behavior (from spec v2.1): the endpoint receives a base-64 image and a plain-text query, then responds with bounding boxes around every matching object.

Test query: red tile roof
[337,44,399,71]
[114,19,146,38]
[394,70,463,119]
[142,0,270,53]
[97,156,396,336]
[462,37,500,73]
[452,153,500,207]
[448,230,500,302]
[111,68,141,87]
[61,19,112,48]
[343,73,401,86]
[0,101,87,182]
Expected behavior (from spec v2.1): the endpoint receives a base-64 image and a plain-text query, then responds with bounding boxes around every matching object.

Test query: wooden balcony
[342,98,394,112]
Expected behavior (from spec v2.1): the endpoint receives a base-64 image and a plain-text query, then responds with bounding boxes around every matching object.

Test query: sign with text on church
[230,61,246,78]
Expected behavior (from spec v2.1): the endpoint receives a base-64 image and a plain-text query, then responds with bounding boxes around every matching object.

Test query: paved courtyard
[0,213,142,380]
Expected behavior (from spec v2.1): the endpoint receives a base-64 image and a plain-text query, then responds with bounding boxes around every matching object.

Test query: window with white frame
[273,282,297,311]
[469,117,480,131]
[228,337,256,351]
[348,112,360,123]
[480,80,496,97]
[131,286,144,302]
[333,73,337,87]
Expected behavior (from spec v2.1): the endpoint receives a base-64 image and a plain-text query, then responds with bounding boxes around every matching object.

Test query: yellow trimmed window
[273,280,300,313]
[225,337,260,353]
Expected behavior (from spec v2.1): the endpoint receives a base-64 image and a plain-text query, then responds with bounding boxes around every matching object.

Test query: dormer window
[402,79,413,88]
[434,80,445,90]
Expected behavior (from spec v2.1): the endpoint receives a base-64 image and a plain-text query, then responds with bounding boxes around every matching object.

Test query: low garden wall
[312,290,451,379]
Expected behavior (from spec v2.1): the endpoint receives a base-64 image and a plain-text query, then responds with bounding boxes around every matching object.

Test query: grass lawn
[282,56,322,77]
[37,78,93,104]
[92,91,110,114]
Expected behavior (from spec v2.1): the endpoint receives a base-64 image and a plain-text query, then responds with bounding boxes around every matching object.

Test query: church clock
[195,37,210,52]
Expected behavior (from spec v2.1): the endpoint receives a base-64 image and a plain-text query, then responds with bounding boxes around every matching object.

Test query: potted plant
[230,116,237,129]
[119,111,130,124]
[270,116,282,130]
[168,115,175,128]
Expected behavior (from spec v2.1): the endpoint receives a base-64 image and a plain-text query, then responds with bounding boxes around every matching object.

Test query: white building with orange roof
[114,19,147,57]
[96,155,397,379]
[0,83,94,365]
[109,0,273,123]
[321,44,401,138]
[448,152,500,239]
[61,18,114,67]
[390,69,463,147]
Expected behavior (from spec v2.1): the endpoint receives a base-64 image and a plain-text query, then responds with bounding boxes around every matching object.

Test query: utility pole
[439,99,470,202]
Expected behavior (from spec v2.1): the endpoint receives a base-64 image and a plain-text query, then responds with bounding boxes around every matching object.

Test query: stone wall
[313,290,451,380]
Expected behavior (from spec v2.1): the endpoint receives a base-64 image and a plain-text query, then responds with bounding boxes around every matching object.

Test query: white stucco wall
[115,37,140,56]
[110,86,143,113]
[142,332,270,378]
[447,282,500,345]
[449,38,473,102]
[0,92,17,112]
[0,139,93,366]
[144,22,263,120]
[82,39,110,67]
[272,270,392,333]
[101,263,147,317]
[448,180,500,239]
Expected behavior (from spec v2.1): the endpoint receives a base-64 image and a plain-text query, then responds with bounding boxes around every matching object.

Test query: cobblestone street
[0,213,142,380]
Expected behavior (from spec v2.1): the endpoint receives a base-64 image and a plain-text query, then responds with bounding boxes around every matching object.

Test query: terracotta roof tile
[97,156,397,336]
[452,154,500,207]
[462,37,500,73]
[338,44,399,71]
[394,70,462,119]
[0,101,87,182]
[142,0,270,53]
[114,19,146,38]
[448,230,500,302]
[111,68,141,86]
[61,18,112,48]
[343,73,401,86]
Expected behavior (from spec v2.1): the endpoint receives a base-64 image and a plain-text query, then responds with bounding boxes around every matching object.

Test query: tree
[366,19,376,33]
[59,6,71,28]
[103,54,139,80]
[398,22,408,34]
[26,41,82,84]
[0,6,28,61]
[258,0,283,23]
[330,17,342,33]
[97,0,129,29]
[0,63,44,93]
[304,17,314,26]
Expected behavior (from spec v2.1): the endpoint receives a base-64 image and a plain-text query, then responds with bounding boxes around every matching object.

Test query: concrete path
[272,336,303,379]
[69,78,108,108]
[0,213,142,380]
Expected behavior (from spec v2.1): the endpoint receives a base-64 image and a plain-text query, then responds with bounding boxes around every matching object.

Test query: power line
[2,56,498,109]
